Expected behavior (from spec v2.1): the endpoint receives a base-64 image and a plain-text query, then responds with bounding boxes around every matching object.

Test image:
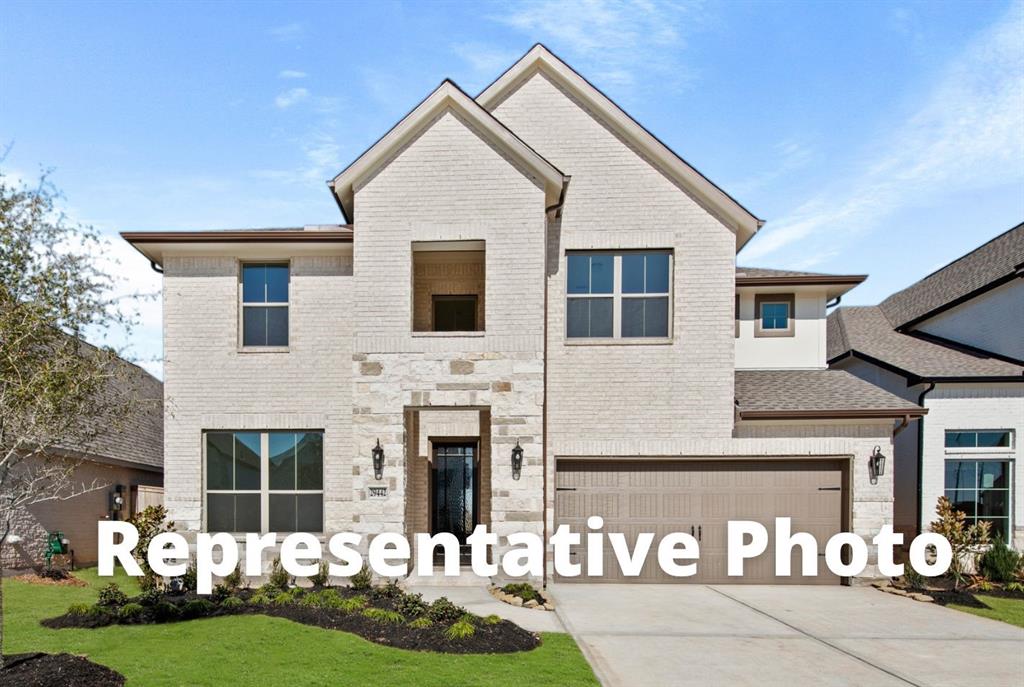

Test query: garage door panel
[555,459,847,584]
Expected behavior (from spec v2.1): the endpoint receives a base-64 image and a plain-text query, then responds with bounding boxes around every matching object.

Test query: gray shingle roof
[879,222,1024,328]
[735,369,925,417]
[736,266,838,279]
[827,306,1024,381]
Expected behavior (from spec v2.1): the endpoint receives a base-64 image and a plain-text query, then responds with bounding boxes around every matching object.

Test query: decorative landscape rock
[489,583,555,611]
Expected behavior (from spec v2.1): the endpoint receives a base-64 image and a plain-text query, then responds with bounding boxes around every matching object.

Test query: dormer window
[241,263,289,347]
[754,293,794,338]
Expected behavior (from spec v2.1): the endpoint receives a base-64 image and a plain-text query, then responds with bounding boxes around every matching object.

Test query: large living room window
[205,431,323,533]
[944,459,1011,541]
[241,263,289,347]
[566,251,670,339]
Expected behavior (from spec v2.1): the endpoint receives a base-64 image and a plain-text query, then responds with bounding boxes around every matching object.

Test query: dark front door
[431,443,477,544]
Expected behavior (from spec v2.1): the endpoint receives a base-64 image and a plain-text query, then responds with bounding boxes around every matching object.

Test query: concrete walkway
[407,584,564,633]
[550,584,1024,687]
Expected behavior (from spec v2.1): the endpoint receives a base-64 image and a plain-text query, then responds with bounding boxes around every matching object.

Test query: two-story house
[829,223,1024,549]
[124,45,925,584]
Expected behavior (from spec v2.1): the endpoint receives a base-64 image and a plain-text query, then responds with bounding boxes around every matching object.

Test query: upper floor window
[205,430,323,533]
[241,263,289,347]
[945,430,1014,450]
[412,244,485,333]
[566,251,671,339]
[754,293,794,338]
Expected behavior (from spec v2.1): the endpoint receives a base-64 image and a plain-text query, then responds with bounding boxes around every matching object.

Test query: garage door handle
[690,525,694,537]
[698,525,702,542]
[818,487,841,491]
[556,487,577,491]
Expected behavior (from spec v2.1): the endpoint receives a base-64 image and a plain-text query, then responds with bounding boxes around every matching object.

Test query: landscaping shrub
[210,583,231,603]
[362,607,404,624]
[39,567,70,581]
[309,560,330,588]
[182,599,216,619]
[66,602,91,616]
[98,583,128,607]
[978,537,1021,583]
[445,618,476,640]
[408,616,433,629]
[223,563,245,591]
[268,557,291,591]
[351,564,372,591]
[138,588,163,607]
[87,604,111,620]
[501,582,540,602]
[128,504,176,591]
[301,588,343,609]
[151,601,182,622]
[221,596,245,610]
[371,578,403,601]
[930,496,991,589]
[396,591,429,617]
[180,563,198,593]
[336,595,368,613]
[903,564,924,590]
[1006,582,1024,593]
[118,603,144,621]
[271,591,294,606]
[427,597,464,624]
[249,590,273,606]
[483,614,501,625]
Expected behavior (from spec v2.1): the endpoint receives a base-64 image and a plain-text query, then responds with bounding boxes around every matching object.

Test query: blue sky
[2,0,1022,377]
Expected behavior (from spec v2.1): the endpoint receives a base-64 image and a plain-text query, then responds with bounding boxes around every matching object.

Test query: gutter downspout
[541,178,568,587]
[915,382,936,535]
[826,295,842,309]
[149,260,163,274]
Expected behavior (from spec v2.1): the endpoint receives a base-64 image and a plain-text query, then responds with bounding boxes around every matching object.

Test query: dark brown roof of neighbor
[878,222,1024,329]
[736,266,866,286]
[735,369,926,419]
[827,306,1024,382]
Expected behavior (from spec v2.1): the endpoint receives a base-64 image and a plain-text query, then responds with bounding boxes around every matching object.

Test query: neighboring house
[3,347,164,570]
[829,223,1024,549]
[124,45,925,584]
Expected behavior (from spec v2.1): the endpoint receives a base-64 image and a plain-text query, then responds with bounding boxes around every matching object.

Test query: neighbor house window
[944,459,1011,541]
[754,293,795,338]
[205,431,323,533]
[566,251,670,339]
[945,430,1013,450]
[241,263,289,347]
[433,295,478,332]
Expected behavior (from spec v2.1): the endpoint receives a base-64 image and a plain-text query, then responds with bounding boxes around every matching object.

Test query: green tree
[0,169,157,666]
[929,495,991,590]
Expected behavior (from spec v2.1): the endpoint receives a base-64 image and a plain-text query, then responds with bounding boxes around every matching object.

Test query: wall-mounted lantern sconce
[869,445,886,485]
[111,485,125,519]
[511,441,524,481]
[372,439,385,481]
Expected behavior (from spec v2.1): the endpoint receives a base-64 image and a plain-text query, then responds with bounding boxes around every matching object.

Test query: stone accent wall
[162,254,353,541]
[352,106,546,571]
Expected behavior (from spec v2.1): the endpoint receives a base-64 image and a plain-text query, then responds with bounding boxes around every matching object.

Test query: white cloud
[485,0,706,91]
[741,1,1024,263]
[250,130,342,186]
[269,22,304,43]
[279,69,308,79]
[274,87,310,109]
[451,43,522,81]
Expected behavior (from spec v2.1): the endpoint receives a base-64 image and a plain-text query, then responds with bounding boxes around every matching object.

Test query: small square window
[754,294,795,338]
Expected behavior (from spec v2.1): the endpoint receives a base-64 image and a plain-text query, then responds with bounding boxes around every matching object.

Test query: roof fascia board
[476,45,763,249]
[739,408,926,421]
[331,80,564,221]
[905,330,1024,367]
[735,275,867,287]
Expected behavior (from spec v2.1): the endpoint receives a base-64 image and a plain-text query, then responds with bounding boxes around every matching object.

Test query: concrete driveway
[550,584,1024,687]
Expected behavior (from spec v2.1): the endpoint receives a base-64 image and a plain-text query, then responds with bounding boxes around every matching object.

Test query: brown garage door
[555,459,848,584]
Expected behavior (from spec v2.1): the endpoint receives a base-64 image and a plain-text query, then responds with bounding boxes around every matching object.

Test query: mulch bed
[1,653,125,687]
[909,586,1024,607]
[14,573,88,587]
[42,587,541,654]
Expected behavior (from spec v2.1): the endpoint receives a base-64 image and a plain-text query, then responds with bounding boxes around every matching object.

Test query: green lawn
[949,594,1024,629]
[3,569,598,686]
